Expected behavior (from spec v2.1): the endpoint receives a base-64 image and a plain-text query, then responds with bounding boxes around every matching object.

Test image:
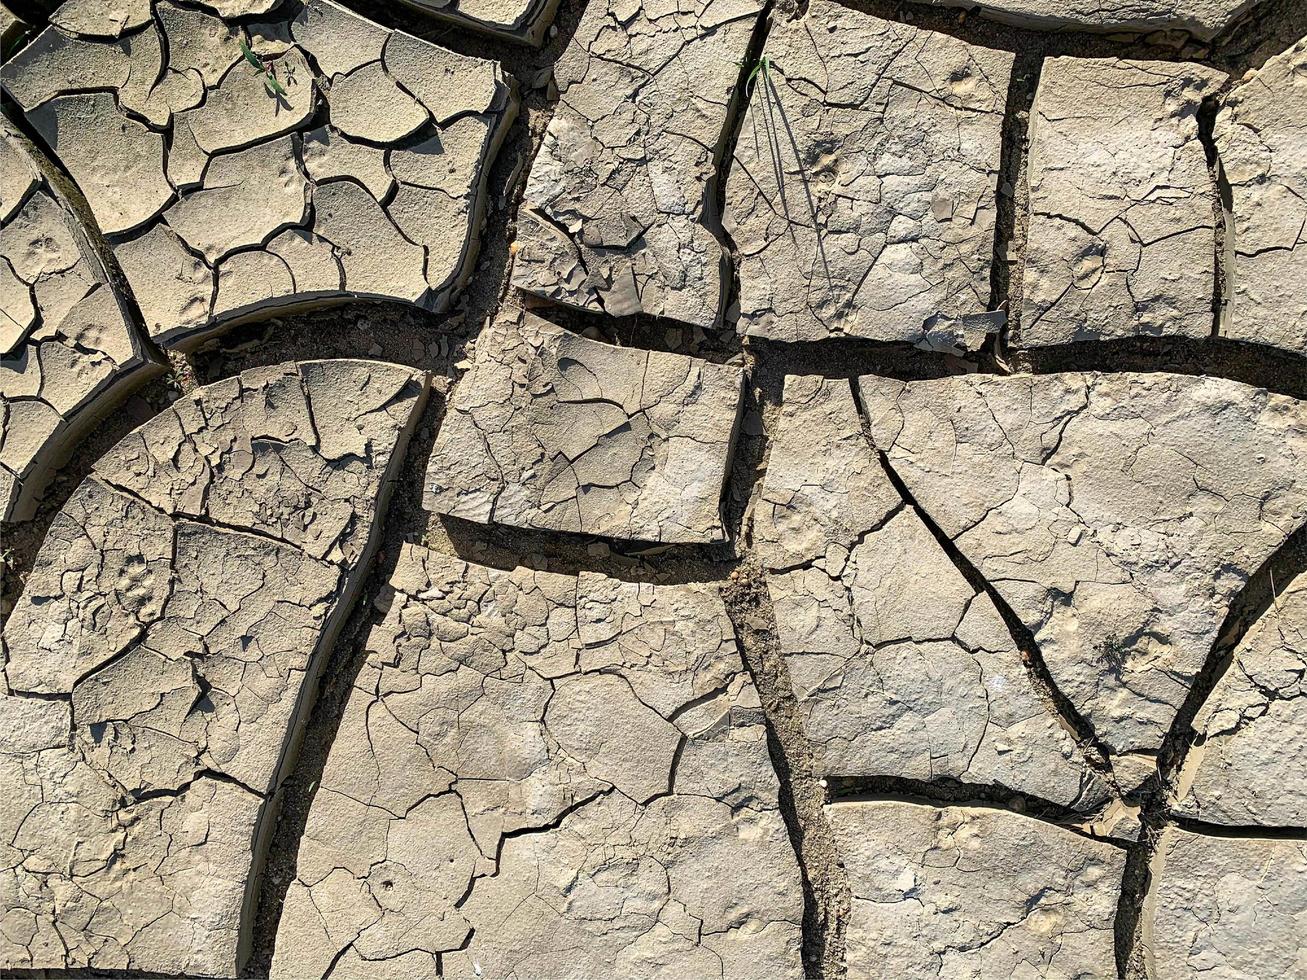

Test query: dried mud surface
[1,0,1305,977]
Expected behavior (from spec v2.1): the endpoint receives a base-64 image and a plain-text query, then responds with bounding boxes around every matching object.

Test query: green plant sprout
[239,39,288,98]
[737,54,772,94]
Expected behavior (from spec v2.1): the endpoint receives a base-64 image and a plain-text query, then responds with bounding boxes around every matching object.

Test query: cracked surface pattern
[923,0,1269,39]
[1,122,162,523]
[510,0,762,327]
[425,309,743,543]
[757,377,1106,809]
[1174,571,1307,827]
[272,543,804,979]
[1021,57,1226,346]
[1216,40,1307,356]
[829,800,1125,978]
[2,0,1306,973]
[0,359,426,974]
[1144,827,1307,980]
[0,0,516,350]
[724,1,1012,349]
[859,372,1307,776]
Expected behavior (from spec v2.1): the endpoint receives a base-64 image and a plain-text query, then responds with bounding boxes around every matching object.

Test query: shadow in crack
[242,385,449,977]
[1013,335,1307,401]
[825,773,1126,831]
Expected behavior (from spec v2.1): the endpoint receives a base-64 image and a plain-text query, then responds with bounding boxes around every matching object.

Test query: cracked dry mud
[0,121,163,523]
[1,0,517,351]
[425,307,743,544]
[724,0,1012,349]
[2,359,427,973]
[2,0,1306,978]
[273,543,803,979]
[1021,57,1226,345]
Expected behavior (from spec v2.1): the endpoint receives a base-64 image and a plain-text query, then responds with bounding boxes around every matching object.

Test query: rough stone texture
[395,0,561,44]
[1145,827,1307,980]
[859,373,1307,771]
[921,0,1269,40]
[511,0,763,328]
[1215,40,1307,356]
[1174,570,1307,827]
[756,376,1105,808]
[0,360,427,974]
[1,2,24,49]
[1021,57,1226,346]
[829,800,1126,978]
[271,544,804,979]
[0,0,516,350]
[425,309,744,544]
[0,122,163,522]
[724,2,1012,349]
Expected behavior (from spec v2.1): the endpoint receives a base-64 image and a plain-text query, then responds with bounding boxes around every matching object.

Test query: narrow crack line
[240,380,431,976]
[745,333,989,380]
[517,298,746,363]
[1207,0,1307,71]
[989,49,1041,342]
[1113,837,1153,977]
[1196,86,1236,339]
[710,0,775,337]
[1015,335,1307,400]
[722,564,850,980]
[994,52,1043,349]
[1169,817,1307,840]
[825,775,1128,844]
[847,378,1119,786]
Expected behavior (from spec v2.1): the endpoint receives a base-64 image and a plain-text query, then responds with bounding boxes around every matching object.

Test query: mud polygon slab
[829,800,1125,978]
[1215,40,1307,356]
[725,0,1013,348]
[1174,570,1307,826]
[1145,827,1307,980]
[858,372,1307,768]
[510,0,764,328]
[1021,57,1226,345]
[0,359,427,975]
[916,0,1270,40]
[758,376,1106,809]
[425,309,744,544]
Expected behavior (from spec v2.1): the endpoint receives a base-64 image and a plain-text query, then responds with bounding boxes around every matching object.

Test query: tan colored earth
[1,0,1304,977]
